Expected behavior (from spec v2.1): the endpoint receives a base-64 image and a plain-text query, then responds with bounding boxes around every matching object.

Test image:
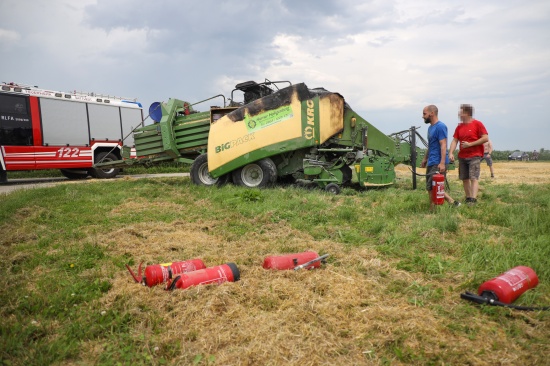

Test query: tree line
[486,149,549,161]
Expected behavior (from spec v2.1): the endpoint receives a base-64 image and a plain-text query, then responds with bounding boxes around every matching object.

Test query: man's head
[422,105,438,124]
[459,104,474,123]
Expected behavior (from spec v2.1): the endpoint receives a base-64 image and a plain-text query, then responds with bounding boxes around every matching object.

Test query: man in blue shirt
[420,105,461,208]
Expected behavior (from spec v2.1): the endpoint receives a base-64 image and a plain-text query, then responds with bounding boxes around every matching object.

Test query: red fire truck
[0,82,143,183]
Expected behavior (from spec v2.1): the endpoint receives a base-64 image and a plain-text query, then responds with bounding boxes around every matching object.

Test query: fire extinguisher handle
[461,292,510,307]
[166,275,181,291]
[460,292,490,305]
[461,292,550,311]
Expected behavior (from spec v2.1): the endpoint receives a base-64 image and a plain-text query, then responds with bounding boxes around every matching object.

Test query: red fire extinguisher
[431,173,445,205]
[263,251,324,270]
[167,263,240,290]
[460,266,549,310]
[126,259,206,287]
[477,266,539,304]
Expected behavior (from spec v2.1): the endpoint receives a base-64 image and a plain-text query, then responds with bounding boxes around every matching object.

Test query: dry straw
[74,161,550,364]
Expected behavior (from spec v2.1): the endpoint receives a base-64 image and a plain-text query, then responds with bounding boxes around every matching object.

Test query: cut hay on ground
[396,161,550,185]
[63,161,550,364]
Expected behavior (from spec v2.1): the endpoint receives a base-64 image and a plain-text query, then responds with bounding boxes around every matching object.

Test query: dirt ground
[396,161,550,185]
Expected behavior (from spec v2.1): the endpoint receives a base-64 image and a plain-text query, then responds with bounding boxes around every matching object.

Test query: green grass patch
[1,176,549,365]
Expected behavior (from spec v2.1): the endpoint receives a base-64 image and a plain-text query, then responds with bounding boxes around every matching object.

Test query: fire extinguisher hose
[293,254,330,271]
[407,168,451,192]
[460,292,550,311]
[167,276,180,291]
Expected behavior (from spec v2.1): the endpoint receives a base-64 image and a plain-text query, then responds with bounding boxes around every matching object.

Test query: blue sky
[1,0,549,151]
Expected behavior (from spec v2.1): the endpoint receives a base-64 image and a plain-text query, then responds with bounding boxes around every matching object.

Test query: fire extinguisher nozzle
[460,292,490,305]
[125,264,142,283]
[480,290,498,301]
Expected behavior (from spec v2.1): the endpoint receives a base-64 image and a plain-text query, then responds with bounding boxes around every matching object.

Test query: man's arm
[462,134,489,148]
[421,148,429,168]
[449,138,459,163]
[439,138,447,172]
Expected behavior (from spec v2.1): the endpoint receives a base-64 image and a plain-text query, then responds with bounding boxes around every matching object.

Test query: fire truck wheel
[0,168,7,183]
[232,158,277,188]
[190,154,230,186]
[92,152,120,179]
[60,169,89,180]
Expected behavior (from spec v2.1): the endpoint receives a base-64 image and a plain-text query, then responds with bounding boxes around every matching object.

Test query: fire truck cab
[0,82,143,183]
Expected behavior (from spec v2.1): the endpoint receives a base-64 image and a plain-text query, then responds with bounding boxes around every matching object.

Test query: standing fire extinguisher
[126,259,206,287]
[460,266,549,311]
[431,172,445,205]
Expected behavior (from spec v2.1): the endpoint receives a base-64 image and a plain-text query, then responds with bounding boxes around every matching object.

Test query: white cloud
[0,29,20,44]
[1,0,549,150]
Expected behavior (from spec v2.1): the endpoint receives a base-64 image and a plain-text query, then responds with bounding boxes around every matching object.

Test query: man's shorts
[459,157,481,180]
[483,153,493,166]
[426,165,447,191]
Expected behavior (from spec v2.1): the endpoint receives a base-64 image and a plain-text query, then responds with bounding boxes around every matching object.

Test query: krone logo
[304,126,314,140]
[304,99,315,140]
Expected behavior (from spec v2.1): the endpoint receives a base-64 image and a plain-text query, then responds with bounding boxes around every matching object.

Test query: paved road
[0,173,189,195]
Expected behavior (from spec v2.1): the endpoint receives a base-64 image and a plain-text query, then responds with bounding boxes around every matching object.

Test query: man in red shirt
[449,104,489,205]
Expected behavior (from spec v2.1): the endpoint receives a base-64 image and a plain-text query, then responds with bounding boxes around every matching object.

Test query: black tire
[0,168,7,184]
[60,169,89,180]
[190,154,230,186]
[325,183,341,195]
[91,152,120,179]
[232,158,277,188]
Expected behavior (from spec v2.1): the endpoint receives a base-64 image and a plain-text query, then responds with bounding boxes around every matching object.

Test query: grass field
[1,162,549,365]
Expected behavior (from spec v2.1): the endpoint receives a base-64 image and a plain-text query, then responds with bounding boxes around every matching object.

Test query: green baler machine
[132,100,211,164]
[203,82,425,192]
[100,80,428,193]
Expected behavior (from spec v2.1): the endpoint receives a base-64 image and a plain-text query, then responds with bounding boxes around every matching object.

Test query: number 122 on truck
[0,82,143,182]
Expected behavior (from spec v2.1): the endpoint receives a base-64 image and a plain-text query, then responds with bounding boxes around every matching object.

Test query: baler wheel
[191,154,229,186]
[232,158,277,188]
[325,183,341,195]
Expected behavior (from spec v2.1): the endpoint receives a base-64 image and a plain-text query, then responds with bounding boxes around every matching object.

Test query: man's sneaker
[453,201,461,207]
[466,197,477,206]
[491,175,494,178]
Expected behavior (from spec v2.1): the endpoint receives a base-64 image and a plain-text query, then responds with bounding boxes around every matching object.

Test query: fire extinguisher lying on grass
[262,251,329,270]
[126,259,206,287]
[166,263,240,291]
[460,266,549,311]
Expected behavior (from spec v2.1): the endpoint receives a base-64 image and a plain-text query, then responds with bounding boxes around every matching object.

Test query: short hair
[427,105,438,116]
[460,104,474,116]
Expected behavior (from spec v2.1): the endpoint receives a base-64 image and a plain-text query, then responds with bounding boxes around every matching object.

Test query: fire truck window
[40,98,89,145]
[0,93,33,146]
[120,107,143,147]
[88,104,122,141]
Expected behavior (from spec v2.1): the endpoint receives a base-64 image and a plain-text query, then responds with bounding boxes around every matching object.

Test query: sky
[1,0,549,151]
